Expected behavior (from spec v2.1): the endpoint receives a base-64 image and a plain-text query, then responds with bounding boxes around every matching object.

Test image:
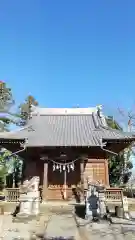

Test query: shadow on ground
[74,205,86,219]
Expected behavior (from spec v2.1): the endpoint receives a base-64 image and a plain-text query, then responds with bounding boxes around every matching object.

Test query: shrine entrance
[47,161,80,200]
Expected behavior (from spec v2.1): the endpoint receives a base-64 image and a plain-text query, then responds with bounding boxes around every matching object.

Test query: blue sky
[0,0,135,118]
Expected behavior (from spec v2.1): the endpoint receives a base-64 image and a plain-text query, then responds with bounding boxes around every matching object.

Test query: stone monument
[123,197,130,219]
[18,176,40,216]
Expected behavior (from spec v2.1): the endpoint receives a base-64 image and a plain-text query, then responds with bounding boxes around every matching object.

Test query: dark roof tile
[0,113,134,146]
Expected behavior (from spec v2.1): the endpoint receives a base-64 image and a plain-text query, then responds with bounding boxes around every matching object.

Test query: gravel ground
[75,215,135,240]
[1,207,135,240]
[0,214,39,239]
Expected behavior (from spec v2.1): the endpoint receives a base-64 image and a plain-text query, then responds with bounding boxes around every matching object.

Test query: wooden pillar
[105,159,109,186]
[42,161,48,201]
[80,159,84,201]
[80,160,84,184]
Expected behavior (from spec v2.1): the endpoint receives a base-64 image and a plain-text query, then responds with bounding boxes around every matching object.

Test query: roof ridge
[31,106,100,115]
[35,113,95,117]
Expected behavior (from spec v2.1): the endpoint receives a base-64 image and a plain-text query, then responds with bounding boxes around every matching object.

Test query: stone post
[98,188,106,219]
[123,197,130,219]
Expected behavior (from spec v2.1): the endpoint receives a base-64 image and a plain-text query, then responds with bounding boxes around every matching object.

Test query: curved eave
[0,138,25,144]
[102,137,135,144]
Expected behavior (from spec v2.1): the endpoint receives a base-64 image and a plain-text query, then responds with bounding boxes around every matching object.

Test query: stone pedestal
[19,191,40,216]
[19,194,32,215]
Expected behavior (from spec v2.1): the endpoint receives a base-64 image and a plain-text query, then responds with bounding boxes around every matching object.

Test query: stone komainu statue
[19,176,40,216]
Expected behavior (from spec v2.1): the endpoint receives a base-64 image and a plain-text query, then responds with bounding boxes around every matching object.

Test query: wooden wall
[83,159,109,186]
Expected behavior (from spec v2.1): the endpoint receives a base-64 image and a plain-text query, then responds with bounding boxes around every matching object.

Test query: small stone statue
[18,176,40,217]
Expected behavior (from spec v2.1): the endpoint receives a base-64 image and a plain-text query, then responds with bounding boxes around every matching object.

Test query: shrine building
[0,106,134,201]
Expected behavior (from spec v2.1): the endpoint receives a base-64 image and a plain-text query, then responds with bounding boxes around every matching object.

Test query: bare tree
[118,107,135,132]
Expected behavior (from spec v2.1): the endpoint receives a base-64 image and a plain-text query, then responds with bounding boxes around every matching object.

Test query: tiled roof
[0,107,134,146]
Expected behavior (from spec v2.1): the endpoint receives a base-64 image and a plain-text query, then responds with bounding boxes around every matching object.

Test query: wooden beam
[42,161,48,201]
[105,159,109,186]
[80,160,84,201]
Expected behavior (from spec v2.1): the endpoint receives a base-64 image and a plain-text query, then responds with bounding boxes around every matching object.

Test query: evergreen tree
[18,95,38,126]
[0,81,23,187]
[106,116,133,186]
[0,81,15,131]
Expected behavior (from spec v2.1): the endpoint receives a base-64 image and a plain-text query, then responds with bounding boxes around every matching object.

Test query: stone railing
[105,188,123,203]
[4,185,43,203]
[105,187,129,219]
[4,188,20,202]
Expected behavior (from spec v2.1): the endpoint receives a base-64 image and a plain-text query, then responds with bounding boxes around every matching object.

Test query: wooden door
[47,162,64,200]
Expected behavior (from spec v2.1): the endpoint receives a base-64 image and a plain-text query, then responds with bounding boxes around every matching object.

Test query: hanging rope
[40,156,87,172]
[49,157,81,166]
[50,157,81,173]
